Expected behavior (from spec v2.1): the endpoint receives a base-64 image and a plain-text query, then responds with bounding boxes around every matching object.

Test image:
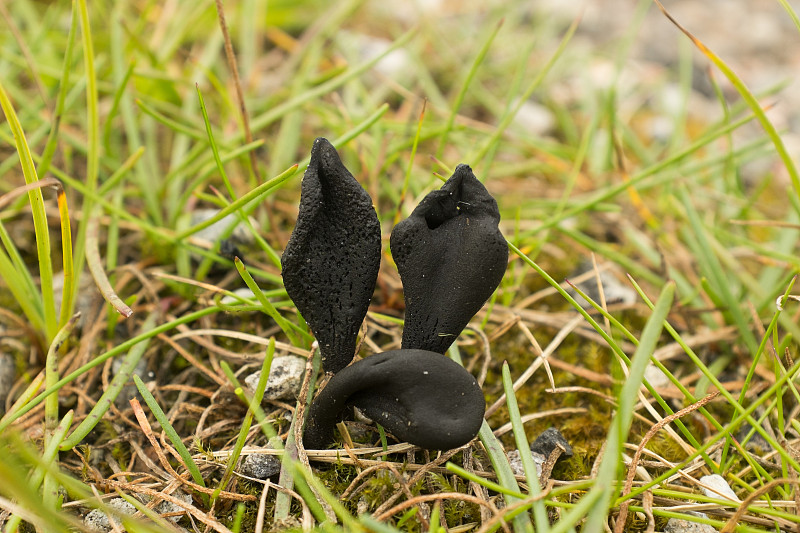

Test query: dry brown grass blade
[0,177,60,211]
[720,477,800,532]
[129,398,253,504]
[374,492,500,522]
[614,391,720,533]
[86,204,133,318]
[213,0,261,183]
[484,315,581,418]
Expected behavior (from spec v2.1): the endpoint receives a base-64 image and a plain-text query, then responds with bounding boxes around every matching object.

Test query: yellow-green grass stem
[0,80,57,342]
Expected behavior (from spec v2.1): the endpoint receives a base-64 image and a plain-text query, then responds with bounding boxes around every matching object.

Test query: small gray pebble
[84,498,136,532]
[153,490,192,522]
[244,356,306,401]
[530,427,573,458]
[663,518,717,533]
[240,452,281,479]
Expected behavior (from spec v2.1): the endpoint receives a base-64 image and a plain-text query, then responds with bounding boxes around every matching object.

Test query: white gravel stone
[506,449,545,477]
[244,356,306,401]
[699,474,740,502]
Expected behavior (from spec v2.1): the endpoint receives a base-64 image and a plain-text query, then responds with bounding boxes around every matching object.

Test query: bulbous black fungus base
[390,165,507,354]
[303,349,486,450]
[281,138,381,374]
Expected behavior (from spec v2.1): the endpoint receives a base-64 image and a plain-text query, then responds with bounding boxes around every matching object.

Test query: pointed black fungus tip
[304,349,485,450]
[281,138,381,373]
[390,165,507,354]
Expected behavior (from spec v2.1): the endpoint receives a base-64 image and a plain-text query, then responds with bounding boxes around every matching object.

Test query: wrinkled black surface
[281,138,381,373]
[530,427,573,458]
[390,165,507,354]
[304,349,485,450]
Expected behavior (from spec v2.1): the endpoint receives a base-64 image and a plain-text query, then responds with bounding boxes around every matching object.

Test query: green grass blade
[0,81,57,342]
[436,18,503,158]
[59,313,158,451]
[213,338,275,502]
[654,0,800,203]
[558,282,674,532]
[502,362,549,530]
[37,1,78,179]
[70,0,100,315]
[132,374,208,493]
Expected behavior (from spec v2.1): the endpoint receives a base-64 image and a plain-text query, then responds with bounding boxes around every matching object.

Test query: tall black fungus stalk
[281,139,506,450]
[390,165,508,354]
[281,138,381,374]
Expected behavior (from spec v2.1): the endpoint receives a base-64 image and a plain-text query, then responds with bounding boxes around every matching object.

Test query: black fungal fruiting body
[390,164,508,354]
[281,139,506,450]
[303,349,486,451]
[281,138,381,374]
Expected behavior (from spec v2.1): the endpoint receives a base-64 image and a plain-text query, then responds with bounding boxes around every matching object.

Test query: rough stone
[244,355,306,401]
[530,427,573,459]
[663,518,718,533]
[304,349,485,450]
[152,490,192,523]
[84,498,137,532]
[239,451,282,480]
[281,138,381,373]
[390,165,507,354]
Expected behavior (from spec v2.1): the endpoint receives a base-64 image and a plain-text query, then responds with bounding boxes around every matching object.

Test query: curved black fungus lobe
[281,138,381,374]
[390,165,507,354]
[304,349,485,450]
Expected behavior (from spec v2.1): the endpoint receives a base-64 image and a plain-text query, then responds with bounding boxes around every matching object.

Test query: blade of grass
[248,26,417,134]
[559,282,674,533]
[59,313,158,451]
[0,222,45,334]
[234,257,305,345]
[70,0,100,317]
[213,338,275,503]
[394,99,427,226]
[0,80,57,342]
[0,305,221,432]
[3,410,73,533]
[132,374,208,500]
[436,18,503,159]
[653,0,800,204]
[502,361,549,530]
[54,181,75,329]
[174,164,298,242]
[43,313,80,513]
[447,344,529,533]
[85,203,134,318]
[471,12,580,168]
[36,0,78,179]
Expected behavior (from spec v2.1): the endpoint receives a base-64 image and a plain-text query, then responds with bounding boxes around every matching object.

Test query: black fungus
[281,138,382,373]
[390,165,507,354]
[303,349,485,450]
